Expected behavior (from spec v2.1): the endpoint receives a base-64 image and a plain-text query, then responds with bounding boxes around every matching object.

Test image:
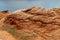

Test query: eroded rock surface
[0,30,17,40]
[0,10,10,20]
[1,7,60,40]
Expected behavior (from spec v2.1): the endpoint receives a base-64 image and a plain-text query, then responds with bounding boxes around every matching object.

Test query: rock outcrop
[0,7,60,40]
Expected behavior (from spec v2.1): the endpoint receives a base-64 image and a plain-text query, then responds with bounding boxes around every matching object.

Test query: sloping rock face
[0,30,17,40]
[0,10,17,40]
[1,6,60,40]
[0,10,10,20]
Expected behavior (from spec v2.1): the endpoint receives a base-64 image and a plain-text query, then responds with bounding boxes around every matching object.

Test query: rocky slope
[0,6,60,40]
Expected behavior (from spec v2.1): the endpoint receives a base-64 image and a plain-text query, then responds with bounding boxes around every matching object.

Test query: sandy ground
[0,30,17,40]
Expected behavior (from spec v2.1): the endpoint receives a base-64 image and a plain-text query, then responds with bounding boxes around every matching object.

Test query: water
[0,0,60,12]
